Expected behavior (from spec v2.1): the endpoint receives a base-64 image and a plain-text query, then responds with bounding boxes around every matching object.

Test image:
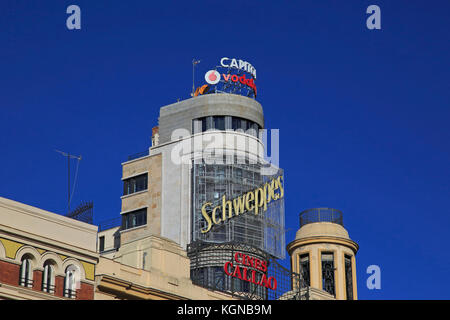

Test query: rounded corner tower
[286,208,359,300]
[149,92,285,300]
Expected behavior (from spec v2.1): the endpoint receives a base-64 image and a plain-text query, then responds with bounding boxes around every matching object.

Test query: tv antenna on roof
[192,58,201,97]
[55,150,82,214]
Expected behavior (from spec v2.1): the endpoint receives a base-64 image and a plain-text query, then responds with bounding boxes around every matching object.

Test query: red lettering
[259,273,269,288]
[250,269,257,284]
[232,264,242,280]
[231,75,238,82]
[268,277,277,290]
[234,252,242,264]
[222,74,230,82]
[224,262,233,276]
[261,260,267,272]
[242,267,249,282]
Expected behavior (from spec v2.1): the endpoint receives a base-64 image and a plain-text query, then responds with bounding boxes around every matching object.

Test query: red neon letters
[223,252,277,290]
[222,73,257,96]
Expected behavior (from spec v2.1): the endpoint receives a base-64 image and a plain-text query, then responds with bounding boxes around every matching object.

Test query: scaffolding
[191,156,285,259]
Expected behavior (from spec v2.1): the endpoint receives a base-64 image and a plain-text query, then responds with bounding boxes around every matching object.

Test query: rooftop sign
[196,57,258,99]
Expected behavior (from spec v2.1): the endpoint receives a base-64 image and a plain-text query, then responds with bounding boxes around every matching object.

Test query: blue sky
[0,1,449,299]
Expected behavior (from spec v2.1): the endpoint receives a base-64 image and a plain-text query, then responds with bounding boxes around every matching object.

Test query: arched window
[64,265,79,299]
[19,256,33,288]
[42,261,55,294]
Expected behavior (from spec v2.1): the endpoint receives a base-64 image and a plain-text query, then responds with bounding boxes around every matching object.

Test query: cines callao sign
[200,175,284,234]
[224,251,277,290]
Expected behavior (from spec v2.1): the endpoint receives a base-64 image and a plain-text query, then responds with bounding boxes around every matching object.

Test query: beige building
[93,94,360,301]
[0,197,98,300]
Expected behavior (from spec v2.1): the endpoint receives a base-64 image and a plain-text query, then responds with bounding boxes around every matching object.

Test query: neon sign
[200,175,284,234]
[220,57,257,79]
[224,251,277,290]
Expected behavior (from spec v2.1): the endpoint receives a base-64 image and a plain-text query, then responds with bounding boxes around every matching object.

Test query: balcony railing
[19,277,34,288]
[42,283,56,294]
[98,217,122,232]
[299,208,343,227]
[64,288,77,299]
[127,150,149,162]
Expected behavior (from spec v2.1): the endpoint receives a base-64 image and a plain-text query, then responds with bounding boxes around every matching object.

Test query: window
[42,261,55,294]
[345,255,354,300]
[212,266,224,290]
[19,256,33,288]
[123,173,148,196]
[232,117,243,131]
[213,116,225,131]
[201,118,207,132]
[299,254,310,287]
[64,265,78,299]
[122,208,147,230]
[195,116,260,137]
[99,236,105,252]
[321,252,335,296]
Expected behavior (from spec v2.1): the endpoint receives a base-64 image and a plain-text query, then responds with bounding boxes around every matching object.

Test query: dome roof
[295,222,350,240]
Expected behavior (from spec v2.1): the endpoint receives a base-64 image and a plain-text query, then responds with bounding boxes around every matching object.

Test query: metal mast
[192,58,201,96]
[55,150,82,214]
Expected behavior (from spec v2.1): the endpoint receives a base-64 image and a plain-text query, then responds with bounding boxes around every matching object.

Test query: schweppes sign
[200,175,284,234]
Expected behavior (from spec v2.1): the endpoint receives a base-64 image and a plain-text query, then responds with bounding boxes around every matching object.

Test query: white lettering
[220,57,230,67]
[366,5,381,30]
[66,5,81,30]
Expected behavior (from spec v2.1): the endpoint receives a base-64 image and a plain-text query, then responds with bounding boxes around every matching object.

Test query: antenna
[192,58,201,96]
[55,150,82,214]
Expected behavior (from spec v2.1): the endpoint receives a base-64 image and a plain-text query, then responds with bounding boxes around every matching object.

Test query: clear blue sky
[1,1,449,299]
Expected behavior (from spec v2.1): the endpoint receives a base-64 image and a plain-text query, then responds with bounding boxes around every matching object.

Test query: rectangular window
[321,252,335,296]
[99,236,105,252]
[345,255,354,300]
[201,117,207,132]
[299,254,310,287]
[214,116,225,130]
[122,208,147,230]
[232,117,240,131]
[123,173,148,196]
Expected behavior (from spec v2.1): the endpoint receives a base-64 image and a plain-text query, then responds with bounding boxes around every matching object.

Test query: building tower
[96,92,287,299]
[286,208,359,300]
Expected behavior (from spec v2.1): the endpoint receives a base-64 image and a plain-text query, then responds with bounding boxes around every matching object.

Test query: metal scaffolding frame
[191,155,285,259]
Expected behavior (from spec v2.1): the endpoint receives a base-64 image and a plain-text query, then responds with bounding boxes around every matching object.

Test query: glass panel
[123,174,148,196]
[122,208,147,230]
[299,254,310,287]
[321,252,335,296]
[214,116,225,131]
[345,255,353,300]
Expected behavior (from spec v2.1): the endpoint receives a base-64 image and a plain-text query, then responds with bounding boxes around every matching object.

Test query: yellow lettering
[200,175,284,234]
[201,202,213,233]
[222,195,233,220]
[277,176,284,199]
[254,187,267,215]
[212,206,222,225]
[245,191,254,212]
[233,196,246,215]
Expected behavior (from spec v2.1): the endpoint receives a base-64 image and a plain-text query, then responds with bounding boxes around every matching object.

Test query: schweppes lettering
[200,175,284,234]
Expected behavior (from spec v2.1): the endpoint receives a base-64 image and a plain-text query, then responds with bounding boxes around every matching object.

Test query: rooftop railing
[299,208,343,228]
[127,150,149,162]
[98,217,122,232]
